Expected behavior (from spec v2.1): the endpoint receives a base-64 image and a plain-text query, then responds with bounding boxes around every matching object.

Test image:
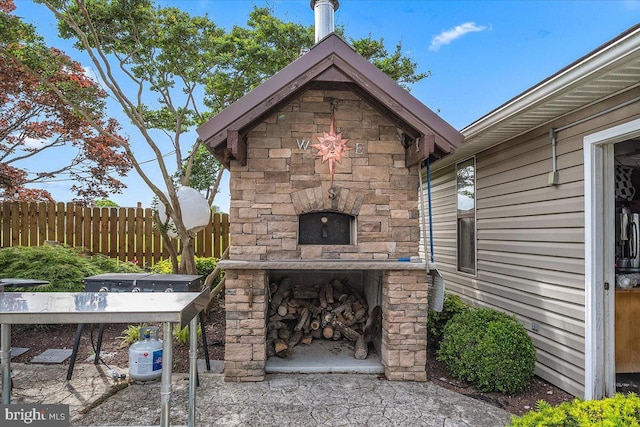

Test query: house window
[456,158,476,273]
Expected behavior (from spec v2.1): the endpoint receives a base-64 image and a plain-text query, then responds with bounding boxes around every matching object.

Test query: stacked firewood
[267,277,373,360]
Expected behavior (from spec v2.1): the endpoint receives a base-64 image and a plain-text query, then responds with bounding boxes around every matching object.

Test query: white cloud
[429,22,488,52]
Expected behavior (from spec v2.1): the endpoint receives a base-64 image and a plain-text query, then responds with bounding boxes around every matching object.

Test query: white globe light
[157,187,211,238]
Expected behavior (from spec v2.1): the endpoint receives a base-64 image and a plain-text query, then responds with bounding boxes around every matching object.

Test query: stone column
[381,270,428,381]
[223,270,268,382]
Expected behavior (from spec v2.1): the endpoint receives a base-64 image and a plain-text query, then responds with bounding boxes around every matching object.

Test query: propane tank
[128,326,163,382]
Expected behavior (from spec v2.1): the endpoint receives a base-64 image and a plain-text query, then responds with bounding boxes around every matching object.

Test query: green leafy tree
[0,0,131,203]
[6,1,428,274]
[95,199,118,207]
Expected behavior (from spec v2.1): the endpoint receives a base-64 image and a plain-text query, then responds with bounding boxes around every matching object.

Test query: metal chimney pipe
[310,0,339,43]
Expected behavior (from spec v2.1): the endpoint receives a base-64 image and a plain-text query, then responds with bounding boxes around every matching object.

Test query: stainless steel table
[0,290,208,427]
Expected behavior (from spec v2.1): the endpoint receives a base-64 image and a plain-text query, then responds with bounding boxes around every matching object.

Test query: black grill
[68,272,208,381]
[83,273,203,293]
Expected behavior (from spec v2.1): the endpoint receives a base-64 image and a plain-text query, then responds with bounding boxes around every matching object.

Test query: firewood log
[267,344,276,357]
[293,284,319,299]
[354,335,368,360]
[289,330,303,348]
[308,304,323,316]
[311,328,322,339]
[325,281,334,304]
[310,319,320,331]
[336,312,348,325]
[330,279,345,293]
[352,300,363,312]
[332,330,342,340]
[274,339,288,354]
[269,314,296,322]
[270,277,292,312]
[269,282,278,296]
[344,310,356,325]
[294,307,310,331]
[290,298,312,308]
[303,311,311,333]
[330,319,361,342]
[319,286,328,308]
[268,320,288,331]
[278,328,291,341]
[322,326,334,339]
[267,329,278,342]
[301,334,313,345]
[354,306,367,322]
[277,300,289,317]
[323,311,335,323]
[332,302,350,316]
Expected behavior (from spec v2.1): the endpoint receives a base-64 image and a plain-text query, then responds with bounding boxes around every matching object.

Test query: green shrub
[150,256,222,286]
[0,245,142,292]
[427,293,468,348]
[173,324,202,346]
[117,324,147,347]
[437,307,536,394]
[509,393,640,426]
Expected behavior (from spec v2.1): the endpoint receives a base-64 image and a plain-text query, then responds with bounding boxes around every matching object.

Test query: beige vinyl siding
[426,92,640,397]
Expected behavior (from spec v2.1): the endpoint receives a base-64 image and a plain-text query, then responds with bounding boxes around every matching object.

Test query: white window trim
[584,117,640,400]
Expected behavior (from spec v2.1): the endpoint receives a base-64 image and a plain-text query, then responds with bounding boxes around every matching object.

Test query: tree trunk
[179,235,198,274]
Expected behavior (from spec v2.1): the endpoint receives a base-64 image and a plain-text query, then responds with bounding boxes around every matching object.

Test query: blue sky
[12,0,640,211]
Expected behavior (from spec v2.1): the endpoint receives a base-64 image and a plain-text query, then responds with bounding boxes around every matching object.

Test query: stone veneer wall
[382,270,428,382]
[227,89,421,261]
[223,269,268,382]
[223,88,429,382]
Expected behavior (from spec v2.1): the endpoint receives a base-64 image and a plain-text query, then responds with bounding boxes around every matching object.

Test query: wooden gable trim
[197,33,463,165]
[405,134,435,168]
[203,54,338,151]
[227,130,247,166]
[330,55,459,154]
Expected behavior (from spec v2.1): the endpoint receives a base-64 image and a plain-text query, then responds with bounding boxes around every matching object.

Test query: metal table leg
[67,323,85,380]
[189,316,198,427]
[159,322,173,427]
[199,311,210,371]
[94,323,106,364]
[1,323,11,404]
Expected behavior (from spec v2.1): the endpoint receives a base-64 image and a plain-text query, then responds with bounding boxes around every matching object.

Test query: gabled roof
[433,24,640,170]
[196,33,463,167]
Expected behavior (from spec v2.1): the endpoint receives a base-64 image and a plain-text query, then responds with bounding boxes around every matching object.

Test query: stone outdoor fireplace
[196,6,462,382]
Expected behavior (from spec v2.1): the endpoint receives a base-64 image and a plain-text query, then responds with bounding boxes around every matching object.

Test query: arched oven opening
[298,211,355,245]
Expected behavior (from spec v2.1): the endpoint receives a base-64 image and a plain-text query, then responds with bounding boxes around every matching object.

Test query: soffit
[433,24,640,170]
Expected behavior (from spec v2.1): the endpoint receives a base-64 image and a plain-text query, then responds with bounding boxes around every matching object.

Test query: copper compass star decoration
[311,106,353,195]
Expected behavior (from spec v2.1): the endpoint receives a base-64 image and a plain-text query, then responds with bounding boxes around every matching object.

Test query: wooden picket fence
[0,202,229,267]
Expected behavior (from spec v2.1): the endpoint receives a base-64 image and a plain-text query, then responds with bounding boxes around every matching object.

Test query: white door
[584,118,640,399]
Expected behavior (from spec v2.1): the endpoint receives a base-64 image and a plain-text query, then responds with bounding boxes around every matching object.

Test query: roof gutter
[457,24,640,151]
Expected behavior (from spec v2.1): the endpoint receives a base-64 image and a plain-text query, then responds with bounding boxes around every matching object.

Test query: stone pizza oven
[196,3,462,382]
